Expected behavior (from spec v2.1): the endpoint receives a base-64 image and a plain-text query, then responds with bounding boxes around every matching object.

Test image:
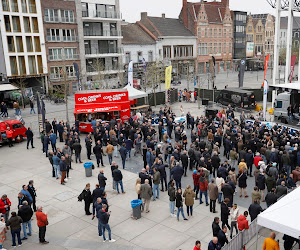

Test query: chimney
[162,13,166,19]
[141,12,148,20]
[221,0,229,7]
[183,0,188,28]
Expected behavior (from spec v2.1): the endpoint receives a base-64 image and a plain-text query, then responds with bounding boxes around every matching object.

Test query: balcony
[85,47,122,55]
[48,54,79,61]
[82,10,121,19]
[44,16,76,23]
[82,11,88,17]
[83,30,122,37]
[46,36,78,42]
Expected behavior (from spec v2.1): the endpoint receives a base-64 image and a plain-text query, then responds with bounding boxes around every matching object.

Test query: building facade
[76,0,123,88]
[279,17,300,49]
[179,0,234,74]
[41,0,80,93]
[0,0,47,84]
[233,11,247,59]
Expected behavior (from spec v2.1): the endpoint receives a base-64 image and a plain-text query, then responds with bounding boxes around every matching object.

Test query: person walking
[220,198,231,230]
[152,168,160,201]
[6,212,23,247]
[263,232,279,250]
[237,169,248,198]
[105,142,114,165]
[230,204,239,239]
[135,178,142,200]
[0,195,11,222]
[79,183,92,215]
[93,141,104,168]
[168,181,176,217]
[49,131,57,152]
[208,179,218,213]
[98,169,107,192]
[43,133,50,157]
[59,156,67,185]
[140,179,152,213]
[25,127,34,149]
[199,173,209,206]
[248,199,264,222]
[112,166,125,194]
[237,211,249,232]
[36,206,49,244]
[27,180,37,212]
[73,139,82,164]
[18,201,33,240]
[99,204,115,243]
[183,185,196,217]
[171,162,184,189]
[29,100,35,114]
[175,189,188,221]
[119,143,127,169]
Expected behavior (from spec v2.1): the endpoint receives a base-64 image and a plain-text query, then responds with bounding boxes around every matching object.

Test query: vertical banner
[239,59,246,88]
[36,93,45,133]
[263,54,270,84]
[289,55,297,83]
[128,61,133,87]
[165,65,172,90]
[73,62,81,91]
[263,79,268,121]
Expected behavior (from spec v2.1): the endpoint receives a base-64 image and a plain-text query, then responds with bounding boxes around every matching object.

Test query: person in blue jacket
[49,130,57,152]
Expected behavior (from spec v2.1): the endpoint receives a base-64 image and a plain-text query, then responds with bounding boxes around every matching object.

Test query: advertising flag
[262,54,270,87]
[289,55,297,83]
[36,93,46,133]
[73,62,81,91]
[128,61,133,87]
[165,66,172,90]
[263,79,268,121]
[239,59,246,88]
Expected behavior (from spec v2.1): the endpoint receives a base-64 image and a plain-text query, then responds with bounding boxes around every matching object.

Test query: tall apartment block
[0,0,47,86]
[76,0,123,88]
[41,0,81,93]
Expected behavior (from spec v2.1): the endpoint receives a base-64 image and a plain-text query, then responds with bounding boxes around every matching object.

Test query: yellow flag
[165,66,172,90]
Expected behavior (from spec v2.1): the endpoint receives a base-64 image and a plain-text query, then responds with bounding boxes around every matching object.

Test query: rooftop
[121,23,156,45]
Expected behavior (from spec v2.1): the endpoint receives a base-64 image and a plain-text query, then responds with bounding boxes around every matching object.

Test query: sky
[120,0,276,23]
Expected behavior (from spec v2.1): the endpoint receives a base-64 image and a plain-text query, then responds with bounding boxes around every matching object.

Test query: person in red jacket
[254,153,263,168]
[193,240,201,250]
[237,211,249,231]
[36,206,49,244]
[199,173,209,206]
[192,170,200,200]
[0,194,11,222]
[6,127,13,147]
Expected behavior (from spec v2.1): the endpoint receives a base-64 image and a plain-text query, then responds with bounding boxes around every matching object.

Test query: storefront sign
[75,91,129,104]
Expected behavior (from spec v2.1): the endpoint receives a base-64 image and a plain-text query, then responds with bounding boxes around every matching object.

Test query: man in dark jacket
[248,199,263,221]
[43,134,50,157]
[245,150,254,176]
[168,182,176,216]
[25,127,34,149]
[99,204,115,242]
[217,226,228,247]
[18,200,33,240]
[91,184,104,220]
[220,198,231,230]
[208,237,221,250]
[45,120,52,134]
[72,139,82,163]
[119,143,127,169]
[275,181,288,197]
[93,141,104,168]
[158,162,168,191]
[221,180,234,207]
[6,211,23,247]
[171,163,184,189]
[180,150,189,177]
[59,156,67,185]
[27,180,37,212]
[112,166,125,194]
[212,217,221,237]
[265,188,278,207]
[98,169,107,191]
[57,122,64,142]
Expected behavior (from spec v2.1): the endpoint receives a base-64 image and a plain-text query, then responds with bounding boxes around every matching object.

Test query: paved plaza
[0,90,285,249]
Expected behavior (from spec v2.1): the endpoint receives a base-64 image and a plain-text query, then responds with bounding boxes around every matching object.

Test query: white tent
[257,187,300,239]
[0,84,18,92]
[123,85,147,99]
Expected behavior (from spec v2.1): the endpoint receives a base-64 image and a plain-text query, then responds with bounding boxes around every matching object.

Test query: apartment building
[233,11,247,59]
[0,0,47,84]
[179,0,234,74]
[279,17,300,49]
[41,0,81,93]
[76,0,123,88]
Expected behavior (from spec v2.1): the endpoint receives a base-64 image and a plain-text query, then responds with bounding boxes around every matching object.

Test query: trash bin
[131,199,143,219]
[84,162,93,177]
[202,98,209,106]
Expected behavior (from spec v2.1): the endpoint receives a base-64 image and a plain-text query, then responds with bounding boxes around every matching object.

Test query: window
[205,28,207,37]
[7,36,15,52]
[62,29,75,41]
[275,101,282,108]
[32,17,38,33]
[37,55,43,73]
[223,43,226,54]
[44,8,58,22]
[15,36,23,52]
[125,52,131,64]
[218,43,221,54]
[198,27,201,38]
[163,46,171,58]
[49,48,62,60]
[137,51,143,62]
[219,29,222,37]
[47,29,60,42]
[34,36,40,52]
[258,26,262,32]
[10,0,18,12]
[50,66,61,79]
[83,22,103,36]
[173,46,193,58]
[214,42,217,54]
[208,43,212,54]
[209,28,212,37]
[2,0,9,11]
[18,56,26,75]
[66,65,75,78]
[248,25,252,32]
[12,16,21,32]
[148,51,153,62]
[24,17,31,32]
[82,3,88,17]
[198,43,207,56]
[214,29,217,37]
[29,0,36,13]
[224,29,226,37]
[28,55,36,74]
[61,10,74,23]
[10,56,18,75]
[26,36,33,52]
[64,48,77,59]
[4,15,11,32]
[21,0,27,12]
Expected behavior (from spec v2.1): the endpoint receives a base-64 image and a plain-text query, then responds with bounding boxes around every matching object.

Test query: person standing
[212,217,221,237]
[183,185,196,217]
[217,226,228,247]
[85,135,93,160]
[181,150,189,176]
[79,183,92,215]
[25,127,34,149]
[49,131,57,152]
[248,199,264,222]
[6,127,13,147]
[140,179,152,213]
[112,166,125,194]
[171,162,184,189]
[119,143,127,169]
[237,169,248,198]
[105,142,114,165]
[57,122,64,142]
[29,100,35,114]
[168,181,176,217]
[220,198,231,230]
[36,206,49,244]
[43,133,50,157]
[93,141,104,168]
[98,169,107,192]
[73,139,82,164]
[18,201,33,240]
[230,204,239,239]
[237,211,249,232]
[0,195,11,222]
[199,173,209,206]
[52,118,57,135]
[263,232,279,250]
[208,237,221,250]
[152,168,160,201]
[99,204,115,243]
[208,179,218,213]
[175,189,188,221]
[27,180,37,212]
[59,156,67,185]
[6,212,23,247]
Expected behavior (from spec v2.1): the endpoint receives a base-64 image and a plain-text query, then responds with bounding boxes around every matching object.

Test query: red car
[0,119,27,144]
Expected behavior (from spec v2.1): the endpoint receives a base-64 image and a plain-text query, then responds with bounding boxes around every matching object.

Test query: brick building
[179,0,233,74]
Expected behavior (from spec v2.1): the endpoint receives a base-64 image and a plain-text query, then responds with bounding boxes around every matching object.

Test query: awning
[0,84,19,92]
[123,85,148,99]
[270,82,300,91]
[257,187,300,239]
[74,105,121,114]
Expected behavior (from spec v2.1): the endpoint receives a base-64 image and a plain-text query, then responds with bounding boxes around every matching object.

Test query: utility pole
[63,64,69,123]
[198,75,201,109]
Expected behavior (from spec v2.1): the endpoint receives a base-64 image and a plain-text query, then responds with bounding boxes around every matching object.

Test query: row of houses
[0,0,281,92]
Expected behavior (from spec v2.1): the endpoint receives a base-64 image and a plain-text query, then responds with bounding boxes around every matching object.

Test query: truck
[216,88,256,108]
[0,119,27,145]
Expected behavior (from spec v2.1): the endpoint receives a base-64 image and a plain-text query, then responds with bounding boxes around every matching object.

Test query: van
[216,88,256,108]
[0,119,27,144]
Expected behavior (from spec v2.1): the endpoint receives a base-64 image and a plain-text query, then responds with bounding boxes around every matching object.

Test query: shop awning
[123,85,148,99]
[74,105,121,114]
[0,84,19,92]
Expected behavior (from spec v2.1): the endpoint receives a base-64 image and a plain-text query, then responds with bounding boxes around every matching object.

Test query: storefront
[74,90,131,132]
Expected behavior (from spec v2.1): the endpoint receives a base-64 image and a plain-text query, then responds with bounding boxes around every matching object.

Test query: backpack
[78,190,85,202]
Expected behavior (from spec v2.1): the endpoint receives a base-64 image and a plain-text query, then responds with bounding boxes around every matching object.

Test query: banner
[73,62,81,90]
[262,54,270,87]
[239,59,246,88]
[128,61,133,87]
[36,93,45,133]
[263,79,268,121]
[246,42,254,57]
[165,65,172,90]
[289,55,297,83]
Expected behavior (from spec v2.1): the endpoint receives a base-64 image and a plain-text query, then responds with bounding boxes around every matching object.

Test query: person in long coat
[237,170,248,198]
[183,185,196,217]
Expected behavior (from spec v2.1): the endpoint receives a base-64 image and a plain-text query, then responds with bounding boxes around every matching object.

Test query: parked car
[0,119,27,144]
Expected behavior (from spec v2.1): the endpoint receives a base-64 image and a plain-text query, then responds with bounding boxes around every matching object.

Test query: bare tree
[88,59,106,89]
[12,78,27,108]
